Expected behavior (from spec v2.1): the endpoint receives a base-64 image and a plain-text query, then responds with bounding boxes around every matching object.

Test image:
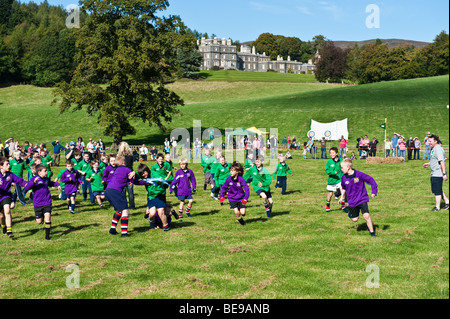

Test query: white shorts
[326,183,341,192]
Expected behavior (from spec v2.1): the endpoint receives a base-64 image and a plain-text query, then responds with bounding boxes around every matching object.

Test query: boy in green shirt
[78,152,94,204]
[214,156,231,203]
[200,148,216,193]
[273,155,293,195]
[325,147,346,212]
[86,160,106,207]
[244,155,273,217]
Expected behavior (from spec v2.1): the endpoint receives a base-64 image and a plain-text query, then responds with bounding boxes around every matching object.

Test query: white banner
[308,119,348,141]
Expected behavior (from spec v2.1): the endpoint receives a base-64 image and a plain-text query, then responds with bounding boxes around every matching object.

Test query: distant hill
[333,39,430,49]
[241,39,430,49]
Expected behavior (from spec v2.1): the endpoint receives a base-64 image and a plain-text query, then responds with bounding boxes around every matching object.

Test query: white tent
[308,119,348,140]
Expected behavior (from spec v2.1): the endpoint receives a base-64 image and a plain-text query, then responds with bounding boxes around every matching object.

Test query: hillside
[0,74,448,146]
[333,38,430,49]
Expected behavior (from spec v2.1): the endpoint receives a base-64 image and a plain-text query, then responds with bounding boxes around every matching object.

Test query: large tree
[314,41,349,83]
[52,0,185,144]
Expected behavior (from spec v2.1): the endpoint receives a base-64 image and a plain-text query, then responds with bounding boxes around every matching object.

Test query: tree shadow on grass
[271,210,290,217]
[245,216,269,224]
[133,220,195,233]
[281,189,302,195]
[194,209,221,217]
[19,222,101,239]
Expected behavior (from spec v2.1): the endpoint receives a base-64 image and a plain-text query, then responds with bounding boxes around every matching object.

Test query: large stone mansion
[197,37,316,74]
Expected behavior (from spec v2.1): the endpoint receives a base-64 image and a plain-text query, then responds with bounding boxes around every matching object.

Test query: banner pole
[385,118,387,157]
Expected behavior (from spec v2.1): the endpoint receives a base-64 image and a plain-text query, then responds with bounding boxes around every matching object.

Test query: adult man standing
[86,138,96,160]
[391,133,399,157]
[423,134,449,211]
[423,132,432,160]
[51,140,65,166]
[194,138,201,160]
[320,137,327,159]
[406,136,415,161]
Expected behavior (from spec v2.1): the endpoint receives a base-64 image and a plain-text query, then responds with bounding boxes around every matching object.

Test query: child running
[243,155,273,218]
[136,163,174,231]
[60,160,83,214]
[23,164,60,240]
[105,156,146,237]
[325,147,345,212]
[0,156,28,238]
[273,155,293,195]
[170,158,197,218]
[220,162,250,225]
[214,155,231,204]
[339,159,378,237]
[86,160,106,208]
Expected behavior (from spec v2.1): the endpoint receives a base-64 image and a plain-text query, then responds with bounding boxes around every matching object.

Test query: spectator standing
[194,138,201,160]
[369,138,379,157]
[406,136,415,161]
[391,133,399,157]
[384,138,392,158]
[423,132,432,160]
[414,137,421,160]
[339,136,347,158]
[320,137,327,159]
[185,138,192,159]
[398,136,407,160]
[171,137,178,158]
[51,140,65,166]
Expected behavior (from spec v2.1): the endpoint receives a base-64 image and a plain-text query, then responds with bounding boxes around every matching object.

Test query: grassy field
[0,157,448,299]
[0,72,449,299]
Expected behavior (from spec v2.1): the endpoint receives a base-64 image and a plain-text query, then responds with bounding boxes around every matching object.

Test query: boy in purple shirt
[105,156,146,237]
[0,156,28,238]
[102,154,116,186]
[339,159,378,237]
[170,158,197,218]
[220,162,250,225]
[23,164,60,240]
[60,160,83,214]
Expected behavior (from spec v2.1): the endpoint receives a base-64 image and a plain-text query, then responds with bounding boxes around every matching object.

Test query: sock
[1,224,6,234]
[149,218,156,229]
[111,212,122,229]
[340,201,345,209]
[70,204,75,212]
[120,217,129,235]
[7,226,12,234]
[179,208,183,218]
[326,201,331,210]
[163,223,170,231]
[204,184,207,190]
[45,222,51,240]
[237,216,245,225]
[185,205,191,216]
[370,232,376,237]
[264,202,270,212]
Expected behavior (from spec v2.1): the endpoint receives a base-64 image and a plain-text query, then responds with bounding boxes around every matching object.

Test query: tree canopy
[52,0,188,143]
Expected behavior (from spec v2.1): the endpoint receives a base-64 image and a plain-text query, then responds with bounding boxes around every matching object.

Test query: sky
[23,0,449,43]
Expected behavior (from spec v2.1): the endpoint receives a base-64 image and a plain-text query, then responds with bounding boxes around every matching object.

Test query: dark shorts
[177,195,193,201]
[93,191,105,197]
[0,197,12,210]
[34,205,52,219]
[65,191,77,198]
[147,197,167,210]
[431,177,444,196]
[348,202,370,219]
[256,189,272,199]
[229,201,246,210]
[105,188,128,212]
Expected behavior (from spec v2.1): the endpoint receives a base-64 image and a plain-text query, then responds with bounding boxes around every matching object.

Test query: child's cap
[70,141,75,145]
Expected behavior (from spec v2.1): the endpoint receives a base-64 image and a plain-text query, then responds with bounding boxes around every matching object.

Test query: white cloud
[296,6,313,16]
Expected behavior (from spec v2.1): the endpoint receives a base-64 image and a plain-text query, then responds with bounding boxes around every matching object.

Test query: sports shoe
[214,197,219,201]
[443,203,449,210]
[109,228,118,235]
[326,208,331,212]
[266,210,272,218]
[70,210,75,214]
[238,218,246,225]
[7,232,14,239]
[121,233,130,237]
[149,220,156,229]
[186,212,192,217]
[431,207,440,212]
[163,227,170,232]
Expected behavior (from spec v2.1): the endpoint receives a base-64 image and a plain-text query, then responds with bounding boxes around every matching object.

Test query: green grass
[0,72,449,299]
[0,75,448,147]
[1,158,448,299]
[198,70,318,83]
